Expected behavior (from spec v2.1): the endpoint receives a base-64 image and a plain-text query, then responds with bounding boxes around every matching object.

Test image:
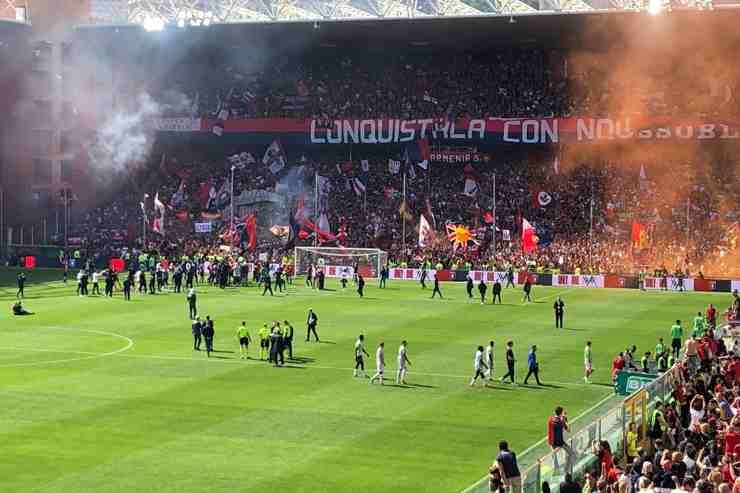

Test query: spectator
[495,440,522,493]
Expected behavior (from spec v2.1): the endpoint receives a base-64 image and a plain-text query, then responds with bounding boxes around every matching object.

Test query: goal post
[294,246,388,279]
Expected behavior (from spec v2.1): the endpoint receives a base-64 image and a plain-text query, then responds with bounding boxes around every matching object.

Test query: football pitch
[0,269,725,493]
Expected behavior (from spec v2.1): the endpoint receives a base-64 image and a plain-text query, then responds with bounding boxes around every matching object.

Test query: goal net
[294,247,388,279]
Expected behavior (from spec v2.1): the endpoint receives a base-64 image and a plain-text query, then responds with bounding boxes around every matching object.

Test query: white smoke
[88,91,192,175]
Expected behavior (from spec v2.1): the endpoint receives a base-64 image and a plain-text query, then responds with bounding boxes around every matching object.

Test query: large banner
[162,116,740,145]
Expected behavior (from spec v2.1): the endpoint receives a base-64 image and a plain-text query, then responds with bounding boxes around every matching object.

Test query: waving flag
[352,173,368,196]
[463,178,478,197]
[532,189,552,208]
[245,214,257,252]
[631,221,648,249]
[405,139,431,170]
[388,159,401,175]
[419,214,433,247]
[522,218,536,253]
[152,192,166,235]
[263,140,286,174]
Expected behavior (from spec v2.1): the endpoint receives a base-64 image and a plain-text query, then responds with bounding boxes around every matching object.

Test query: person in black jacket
[466,275,474,299]
[202,316,215,357]
[559,473,580,493]
[505,267,515,288]
[357,274,365,298]
[262,270,273,296]
[269,325,283,366]
[16,272,26,299]
[500,340,516,384]
[431,274,443,299]
[122,276,132,300]
[492,280,502,304]
[191,317,202,351]
[478,279,488,304]
[553,296,565,329]
[522,279,532,302]
[306,309,319,342]
[379,266,388,288]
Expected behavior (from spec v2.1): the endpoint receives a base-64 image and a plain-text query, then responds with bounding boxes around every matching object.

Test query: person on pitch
[16,271,26,299]
[370,342,385,385]
[282,320,294,359]
[500,341,516,385]
[522,278,532,303]
[485,341,495,381]
[478,279,488,304]
[306,309,319,342]
[236,321,251,359]
[553,296,565,329]
[258,323,270,360]
[357,274,365,298]
[492,280,502,304]
[396,340,412,385]
[466,275,474,300]
[353,334,370,378]
[431,273,443,299]
[523,345,542,386]
[470,345,489,387]
[191,317,202,351]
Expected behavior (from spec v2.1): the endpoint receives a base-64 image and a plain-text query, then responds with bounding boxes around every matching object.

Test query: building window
[15,7,26,23]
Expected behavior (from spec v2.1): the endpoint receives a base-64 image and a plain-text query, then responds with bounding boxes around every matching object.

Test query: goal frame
[293,246,387,278]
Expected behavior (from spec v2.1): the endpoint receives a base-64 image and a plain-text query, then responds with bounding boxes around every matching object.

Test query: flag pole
[589,186,594,268]
[64,188,69,250]
[686,198,690,246]
[230,165,236,234]
[314,171,318,247]
[402,172,407,257]
[492,172,496,264]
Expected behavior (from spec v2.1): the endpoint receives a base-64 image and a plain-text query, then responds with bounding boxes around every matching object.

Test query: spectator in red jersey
[611,352,626,382]
[724,418,740,457]
[591,440,614,481]
[708,304,718,329]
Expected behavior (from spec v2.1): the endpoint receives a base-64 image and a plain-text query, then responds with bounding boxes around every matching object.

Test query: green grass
[0,269,726,493]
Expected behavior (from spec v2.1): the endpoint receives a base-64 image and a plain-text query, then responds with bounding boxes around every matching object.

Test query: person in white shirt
[91,271,101,296]
[470,346,489,386]
[485,341,495,381]
[370,342,385,385]
[353,335,370,378]
[396,340,411,385]
[76,270,84,296]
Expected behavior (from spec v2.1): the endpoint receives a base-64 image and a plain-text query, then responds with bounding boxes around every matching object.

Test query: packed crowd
[490,293,740,493]
[64,136,739,277]
[150,48,739,121]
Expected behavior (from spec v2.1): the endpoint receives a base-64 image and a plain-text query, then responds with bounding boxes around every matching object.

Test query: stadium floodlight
[647,0,663,14]
[142,15,165,31]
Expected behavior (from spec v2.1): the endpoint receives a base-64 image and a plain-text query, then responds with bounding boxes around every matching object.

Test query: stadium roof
[90,0,713,26]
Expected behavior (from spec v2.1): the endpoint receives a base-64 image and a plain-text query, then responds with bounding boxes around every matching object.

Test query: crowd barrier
[388,268,740,293]
[11,256,740,293]
[463,363,683,493]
